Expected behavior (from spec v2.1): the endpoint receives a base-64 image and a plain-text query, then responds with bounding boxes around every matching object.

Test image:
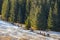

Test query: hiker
[47,34,50,37]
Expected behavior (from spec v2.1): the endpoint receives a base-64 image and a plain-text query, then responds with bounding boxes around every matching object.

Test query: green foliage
[1,0,9,21]
[1,0,60,31]
[0,0,3,14]
[30,0,48,30]
[52,0,60,31]
[25,17,31,29]
[30,0,39,30]
[8,0,17,22]
[17,0,26,23]
[48,7,53,30]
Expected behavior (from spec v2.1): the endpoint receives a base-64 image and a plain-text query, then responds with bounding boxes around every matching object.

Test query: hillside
[0,20,60,40]
[0,0,60,40]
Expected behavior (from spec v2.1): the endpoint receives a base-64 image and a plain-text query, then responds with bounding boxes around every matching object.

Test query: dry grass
[0,36,11,40]
[0,36,29,40]
[19,38,29,40]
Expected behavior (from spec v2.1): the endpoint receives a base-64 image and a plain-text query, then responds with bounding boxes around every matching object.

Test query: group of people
[29,28,50,37]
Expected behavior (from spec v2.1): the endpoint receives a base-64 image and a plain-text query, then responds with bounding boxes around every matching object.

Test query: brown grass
[0,36,11,40]
[19,38,29,40]
[0,36,29,40]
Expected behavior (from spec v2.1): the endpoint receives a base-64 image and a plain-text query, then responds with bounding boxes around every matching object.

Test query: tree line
[0,0,60,31]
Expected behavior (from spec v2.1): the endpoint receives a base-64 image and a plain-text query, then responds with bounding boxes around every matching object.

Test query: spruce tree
[30,0,48,30]
[52,0,59,31]
[30,0,42,30]
[0,0,3,15]
[9,0,16,22]
[25,0,31,29]
[1,0,9,21]
[17,0,26,23]
[25,17,31,29]
[47,7,53,30]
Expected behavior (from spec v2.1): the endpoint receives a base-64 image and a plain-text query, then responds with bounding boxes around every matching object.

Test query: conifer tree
[52,0,59,31]
[47,7,53,30]
[9,0,16,22]
[25,0,31,29]
[30,0,42,30]
[0,0,3,14]
[1,0,9,21]
[17,0,26,23]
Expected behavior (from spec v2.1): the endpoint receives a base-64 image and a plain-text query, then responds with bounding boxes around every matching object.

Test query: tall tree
[25,0,31,29]
[47,7,53,30]
[9,0,17,22]
[0,0,3,14]
[30,0,48,30]
[1,0,9,21]
[17,0,26,23]
[30,0,42,30]
[57,0,60,31]
[30,0,38,30]
[52,0,59,31]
